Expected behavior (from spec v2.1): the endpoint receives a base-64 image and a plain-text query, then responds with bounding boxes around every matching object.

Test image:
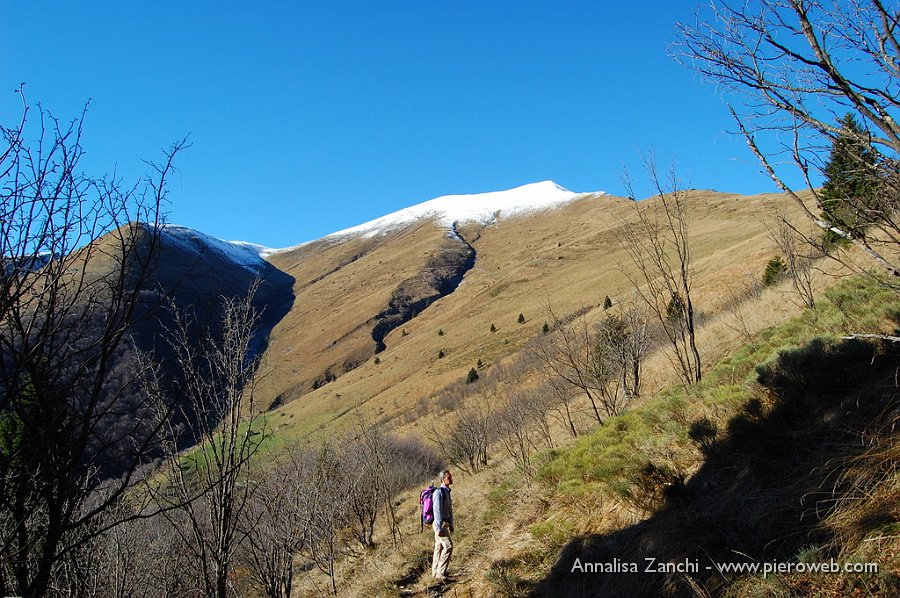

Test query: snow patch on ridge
[160,225,272,272]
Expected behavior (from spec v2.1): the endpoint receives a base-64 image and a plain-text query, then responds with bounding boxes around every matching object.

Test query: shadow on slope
[100,230,296,475]
[531,337,900,597]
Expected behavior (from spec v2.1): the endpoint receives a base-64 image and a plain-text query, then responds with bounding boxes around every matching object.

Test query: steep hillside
[79,225,294,470]
[255,181,584,407]
[257,187,809,444]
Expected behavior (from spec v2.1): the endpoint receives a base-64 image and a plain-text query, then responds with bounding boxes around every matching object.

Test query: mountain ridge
[163,180,596,264]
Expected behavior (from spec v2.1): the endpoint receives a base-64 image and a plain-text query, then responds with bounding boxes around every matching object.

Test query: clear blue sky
[3,1,779,248]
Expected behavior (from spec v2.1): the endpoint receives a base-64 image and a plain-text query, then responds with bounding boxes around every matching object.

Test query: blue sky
[3,1,779,248]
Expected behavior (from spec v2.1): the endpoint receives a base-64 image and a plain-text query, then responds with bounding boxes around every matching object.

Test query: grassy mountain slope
[257,190,809,445]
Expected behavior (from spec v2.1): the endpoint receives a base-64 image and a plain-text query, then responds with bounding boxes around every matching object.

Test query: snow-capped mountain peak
[172,181,599,264]
[324,180,587,240]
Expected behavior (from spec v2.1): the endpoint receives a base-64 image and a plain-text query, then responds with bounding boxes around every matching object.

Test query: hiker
[431,469,454,582]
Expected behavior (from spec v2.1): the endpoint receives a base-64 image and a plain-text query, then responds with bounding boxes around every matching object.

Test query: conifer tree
[820,114,879,242]
[763,256,787,287]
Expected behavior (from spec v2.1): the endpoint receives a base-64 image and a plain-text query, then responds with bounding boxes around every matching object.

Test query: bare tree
[0,90,186,596]
[720,268,764,342]
[340,423,384,549]
[537,372,580,439]
[622,301,653,397]
[676,0,900,285]
[521,387,556,449]
[431,403,494,474]
[767,209,821,308]
[493,388,547,478]
[529,305,608,424]
[620,157,701,386]
[155,284,267,598]
[63,504,194,598]
[494,392,535,478]
[238,448,309,598]
[301,444,351,597]
[592,303,652,417]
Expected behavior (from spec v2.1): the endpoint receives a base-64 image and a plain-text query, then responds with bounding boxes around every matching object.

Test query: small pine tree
[438,349,445,359]
[517,313,526,324]
[373,356,381,365]
[490,323,497,333]
[763,256,787,286]
[466,367,479,384]
[666,294,685,322]
[438,329,444,336]
[401,329,408,337]
[476,358,483,368]
[542,322,549,334]
[603,295,613,310]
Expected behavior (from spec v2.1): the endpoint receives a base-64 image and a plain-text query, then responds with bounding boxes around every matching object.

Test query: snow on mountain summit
[324,180,589,240]
[167,181,598,263]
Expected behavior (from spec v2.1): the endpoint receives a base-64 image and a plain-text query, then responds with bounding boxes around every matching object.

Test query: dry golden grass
[258,190,818,448]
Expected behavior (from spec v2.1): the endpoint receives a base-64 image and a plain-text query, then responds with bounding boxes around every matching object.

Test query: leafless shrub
[60,504,195,598]
[528,305,608,424]
[153,283,267,598]
[720,269,764,342]
[541,377,581,439]
[767,209,822,309]
[620,156,701,387]
[238,449,310,598]
[431,403,495,474]
[493,386,557,478]
[299,444,350,597]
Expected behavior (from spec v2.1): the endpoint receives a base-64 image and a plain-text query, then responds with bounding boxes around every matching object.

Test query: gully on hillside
[370,223,477,353]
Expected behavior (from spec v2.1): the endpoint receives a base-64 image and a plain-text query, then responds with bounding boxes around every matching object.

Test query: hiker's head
[440,469,453,486]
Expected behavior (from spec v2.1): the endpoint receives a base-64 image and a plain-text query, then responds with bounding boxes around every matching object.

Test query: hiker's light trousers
[432,531,453,579]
